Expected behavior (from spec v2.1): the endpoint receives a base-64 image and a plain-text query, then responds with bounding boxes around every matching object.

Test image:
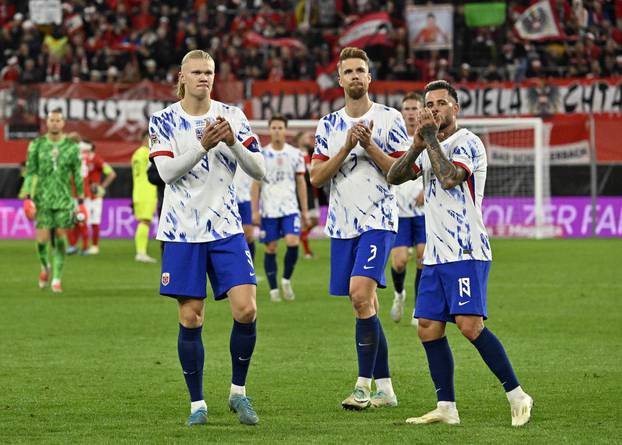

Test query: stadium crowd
[1,0,622,85]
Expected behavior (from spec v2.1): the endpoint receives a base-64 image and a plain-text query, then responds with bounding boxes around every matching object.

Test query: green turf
[1,238,621,444]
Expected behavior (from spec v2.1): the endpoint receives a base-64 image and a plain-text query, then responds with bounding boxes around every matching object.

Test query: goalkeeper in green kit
[23,108,86,293]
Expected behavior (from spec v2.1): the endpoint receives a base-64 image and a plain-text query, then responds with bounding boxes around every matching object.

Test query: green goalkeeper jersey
[24,135,82,210]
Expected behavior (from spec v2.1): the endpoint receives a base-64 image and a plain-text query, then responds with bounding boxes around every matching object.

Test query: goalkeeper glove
[23,198,36,220]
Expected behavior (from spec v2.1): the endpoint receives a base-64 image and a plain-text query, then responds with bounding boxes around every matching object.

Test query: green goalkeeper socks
[135,222,150,255]
[36,242,49,269]
[52,236,66,280]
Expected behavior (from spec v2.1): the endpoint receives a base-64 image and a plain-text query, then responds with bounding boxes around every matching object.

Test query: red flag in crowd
[514,0,563,41]
[338,12,393,49]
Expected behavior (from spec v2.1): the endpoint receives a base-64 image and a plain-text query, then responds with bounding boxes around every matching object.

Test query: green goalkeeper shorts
[36,208,75,229]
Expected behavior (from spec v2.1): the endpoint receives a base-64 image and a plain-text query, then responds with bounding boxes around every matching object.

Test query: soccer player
[22,108,84,293]
[84,140,117,255]
[387,80,533,427]
[310,47,410,410]
[149,49,265,426]
[389,93,426,327]
[234,136,260,261]
[251,115,308,302]
[131,131,158,263]
[295,130,320,259]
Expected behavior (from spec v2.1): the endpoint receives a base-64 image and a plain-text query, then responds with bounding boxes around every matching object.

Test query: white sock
[374,378,395,396]
[437,401,457,410]
[190,400,206,413]
[506,385,526,402]
[230,384,246,397]
[356,377,372,390]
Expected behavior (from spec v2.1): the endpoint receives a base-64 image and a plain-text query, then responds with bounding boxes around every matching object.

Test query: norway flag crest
[242,136,261,153]
[161,272,170,286]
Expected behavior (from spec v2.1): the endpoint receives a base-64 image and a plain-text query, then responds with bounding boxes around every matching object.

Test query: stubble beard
[346,85,367,100]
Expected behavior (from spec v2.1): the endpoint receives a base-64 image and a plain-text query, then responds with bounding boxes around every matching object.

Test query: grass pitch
[1,238,621,444]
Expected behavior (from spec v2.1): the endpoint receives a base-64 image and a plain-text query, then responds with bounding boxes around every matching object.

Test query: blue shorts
[414,215,426,245]
[329,230,395,296]
[415,260,490,322]
[238,201,252,225]
[160,233,256,300]
[394,216,426,247]
[260,213,300,243]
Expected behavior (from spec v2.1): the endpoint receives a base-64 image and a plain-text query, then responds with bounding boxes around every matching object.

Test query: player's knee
[457,321,483,341]
[180,312,203,328]
[394,258,407,272]
[234,303,257,323]
[349,291,374,314]
[417,318,442,341]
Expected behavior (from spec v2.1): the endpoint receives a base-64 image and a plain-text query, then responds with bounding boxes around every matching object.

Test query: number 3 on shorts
[367,244,377,263]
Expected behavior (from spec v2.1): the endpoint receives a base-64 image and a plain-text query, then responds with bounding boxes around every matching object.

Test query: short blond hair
[177,50,215,99]
[338,47,370,72]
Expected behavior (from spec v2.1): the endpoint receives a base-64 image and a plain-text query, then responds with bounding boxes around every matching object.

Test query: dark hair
[402,91,424,104]
[49,107,63,116]
[424,80,459,104]
[269,114,288,127]
[83,139,95,151]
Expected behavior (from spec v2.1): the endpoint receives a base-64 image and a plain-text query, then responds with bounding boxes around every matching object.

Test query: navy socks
[471,327,520,392]
[355,315,380,379]
[283,245,298,280]
[422,337,455,402]
[230,320,257,386]
[178,324,204,402]
[391,268,405,293]
[264,252,277,290]
[373,320,390,379]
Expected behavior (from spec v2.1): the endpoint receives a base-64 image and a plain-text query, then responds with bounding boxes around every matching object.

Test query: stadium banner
[2,197,621,239]
[0,199,158,239]
[514,0,563,41]
[338,12,393,49]
[406,5,453,51]
[248,78,622,118]
[1,79,622,164]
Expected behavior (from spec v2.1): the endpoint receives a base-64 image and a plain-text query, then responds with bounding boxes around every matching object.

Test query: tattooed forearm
[387,144,425,185]
[422,130,465,189]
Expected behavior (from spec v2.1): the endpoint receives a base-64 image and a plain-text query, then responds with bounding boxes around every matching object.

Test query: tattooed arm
[418,109,468,189]
[387,142,425,185]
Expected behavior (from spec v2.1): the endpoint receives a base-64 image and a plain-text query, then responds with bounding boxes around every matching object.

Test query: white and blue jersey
[414,128,491,265]
[259,143,305,218]
[313,103,411,238]
[148,100,260,243]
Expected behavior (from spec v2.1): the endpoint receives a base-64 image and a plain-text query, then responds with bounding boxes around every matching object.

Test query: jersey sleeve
[312,118,330,161]
[234,108,261,153]
[23,140,39,196]
[71,145,84,197]
[148,114,174,158]
[386,111,410,158]
[450,135,475,177]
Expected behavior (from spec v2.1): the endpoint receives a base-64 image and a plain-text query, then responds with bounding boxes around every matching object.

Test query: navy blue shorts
[413,215,426,245]
[238,201,252,225]
[160,233,257,300]
[394,216,426,247]
[329,230,395,296]
[259,213,301,243]
[415,260,490,323]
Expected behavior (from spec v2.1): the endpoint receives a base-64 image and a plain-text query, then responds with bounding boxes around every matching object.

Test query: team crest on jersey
[150,133,159,145]
[195,125,205,141]
[161,272,170,286]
